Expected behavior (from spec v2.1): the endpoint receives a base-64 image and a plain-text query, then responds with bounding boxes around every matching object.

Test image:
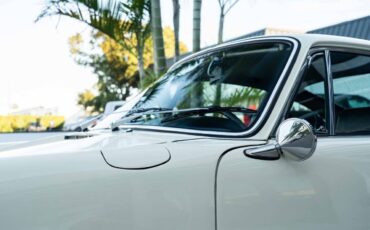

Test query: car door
[216,49,370,230]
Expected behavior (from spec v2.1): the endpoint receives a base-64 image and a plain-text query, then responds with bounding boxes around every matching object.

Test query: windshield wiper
[160,106,256,123]
[111,107,172,131]
[124,107,172,117]
[111,106,256,131]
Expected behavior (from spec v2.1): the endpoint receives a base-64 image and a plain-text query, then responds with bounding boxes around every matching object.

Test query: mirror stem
[244,144,280,160]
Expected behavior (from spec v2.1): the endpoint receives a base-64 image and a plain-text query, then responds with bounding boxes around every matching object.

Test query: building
[229,27,303,41]
[10,106,58,116]
[167,15,370,67]
[308,15,370,40]
[237,15,370,41]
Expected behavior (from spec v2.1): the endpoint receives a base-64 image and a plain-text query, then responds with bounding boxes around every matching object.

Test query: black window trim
[324,50,335,135]
[273,48,332,138]
[275,46,370,138]
[327,47,370,136]
[119,37,300,138]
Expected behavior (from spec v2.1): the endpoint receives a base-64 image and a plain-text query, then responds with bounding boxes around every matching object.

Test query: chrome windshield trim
[116,37,299,137]
[169,36,296,72]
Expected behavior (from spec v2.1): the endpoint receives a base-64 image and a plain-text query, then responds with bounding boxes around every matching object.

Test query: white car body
[1,34,370,229]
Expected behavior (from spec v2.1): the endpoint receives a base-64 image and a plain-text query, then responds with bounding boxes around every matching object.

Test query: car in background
[2,34,370,229]
[103,101,125,116]
[63,101,125,131]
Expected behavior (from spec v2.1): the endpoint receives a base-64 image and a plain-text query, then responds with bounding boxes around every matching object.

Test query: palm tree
[192,0,202,52]
[217,0,239,43]
[191,0,203,106]
[172,0,180,62]
[121,0,151,86]
[214,0,239,105]
[37,0,151,87]
[150,0,166,77]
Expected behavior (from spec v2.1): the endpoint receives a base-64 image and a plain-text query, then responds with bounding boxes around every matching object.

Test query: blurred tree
[71,27,187,112]
[0,115,64,133]
[69,31,138,113]
[192,0,203,106]
[214,0,239,106]
[217,0,239,43]
[37,0,151,87]
[77,89,96,112]
[192,0,202,52]
[220,87,265,107]
[150,0,166,77]
[172,0,180,62]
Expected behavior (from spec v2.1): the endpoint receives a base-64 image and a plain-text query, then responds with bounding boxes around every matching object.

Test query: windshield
[95,41,293,133]
[92,90,146,129]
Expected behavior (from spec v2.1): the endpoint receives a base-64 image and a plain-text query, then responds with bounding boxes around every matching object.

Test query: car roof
[226,33,370,50]
[291,33,370,47]
[169,34,370,72]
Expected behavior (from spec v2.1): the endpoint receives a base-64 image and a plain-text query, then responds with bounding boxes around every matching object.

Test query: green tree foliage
[220,87,265,107]
[77,89,96,112]
[37,0,151,86]
[69,31,138,113]
[0,115,65,133]
[70,27,187,113]
[38,0,188,113]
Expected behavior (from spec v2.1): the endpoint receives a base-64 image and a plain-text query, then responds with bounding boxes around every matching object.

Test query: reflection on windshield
[96,41,293,133]
[92,90,145,129]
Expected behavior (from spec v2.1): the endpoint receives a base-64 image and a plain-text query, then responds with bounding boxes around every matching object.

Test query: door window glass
[331,51,370,134]
[286,53,328,134]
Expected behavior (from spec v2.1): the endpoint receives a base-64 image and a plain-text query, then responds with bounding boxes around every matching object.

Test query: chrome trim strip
[312,46,370,57]
[325,49,335,135]
[118,37,300,137]
[169,36,295,72]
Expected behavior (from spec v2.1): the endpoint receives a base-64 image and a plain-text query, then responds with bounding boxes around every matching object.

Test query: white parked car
[2,34,370,229]
[63,101,125,132]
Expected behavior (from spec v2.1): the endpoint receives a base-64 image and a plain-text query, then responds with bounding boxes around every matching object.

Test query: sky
[0,0,370,117]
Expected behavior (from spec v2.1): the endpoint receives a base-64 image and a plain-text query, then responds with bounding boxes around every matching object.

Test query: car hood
[0,130,266,170]
[0,131,98,152]
[0,130,198,155]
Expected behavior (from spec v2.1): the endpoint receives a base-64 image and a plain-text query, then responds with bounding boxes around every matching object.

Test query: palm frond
[37,0,125,42]
[38,0,152,83]
[221,87,265,107]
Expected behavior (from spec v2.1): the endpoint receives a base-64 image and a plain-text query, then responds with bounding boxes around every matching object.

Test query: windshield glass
[92,90,145,129]
[95,41,293,133]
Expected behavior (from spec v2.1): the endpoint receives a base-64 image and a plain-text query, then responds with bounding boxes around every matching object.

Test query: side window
[286,53,328,134]
[331,51,370,135]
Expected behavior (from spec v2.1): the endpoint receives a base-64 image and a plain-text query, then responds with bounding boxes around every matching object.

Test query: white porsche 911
[2,34,370,230]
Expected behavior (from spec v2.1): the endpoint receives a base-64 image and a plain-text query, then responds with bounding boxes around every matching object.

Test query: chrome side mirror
[244,118,317,161]
[276,118,317,161]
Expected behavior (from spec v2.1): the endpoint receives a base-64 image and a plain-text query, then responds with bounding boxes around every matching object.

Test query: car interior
[161,43,293,132]
[332,51,370,134]
[288,51,370,135]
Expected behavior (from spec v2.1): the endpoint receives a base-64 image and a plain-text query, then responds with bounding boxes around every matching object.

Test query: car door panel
[217,137,370,230]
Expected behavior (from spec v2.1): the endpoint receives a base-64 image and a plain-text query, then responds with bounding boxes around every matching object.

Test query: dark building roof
[229,28,304,41]
[166,15,370,67]
[228,29,266,41]
[308,15,370,40]
[166,28,298,66]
